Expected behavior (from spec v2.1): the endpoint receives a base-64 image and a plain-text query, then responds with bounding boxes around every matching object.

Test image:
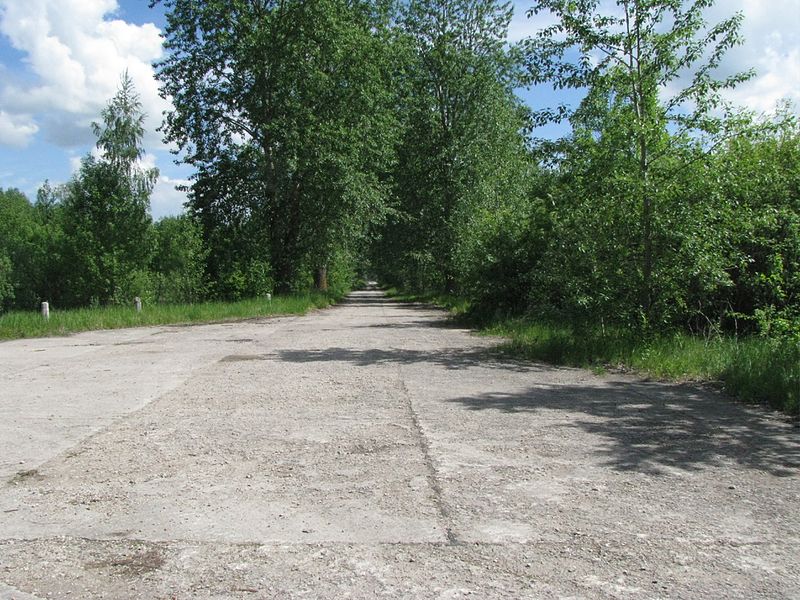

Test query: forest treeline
[0,75,207,309]
[1,1,798,352]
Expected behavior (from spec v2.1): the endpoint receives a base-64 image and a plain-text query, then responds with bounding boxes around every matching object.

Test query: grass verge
[385,288,799,416]
[0,292,340,341]
[487,319,799,416]
[383,288,470,315]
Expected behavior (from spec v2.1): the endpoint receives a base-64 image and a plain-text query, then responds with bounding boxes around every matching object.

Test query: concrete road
[0,290,798,599]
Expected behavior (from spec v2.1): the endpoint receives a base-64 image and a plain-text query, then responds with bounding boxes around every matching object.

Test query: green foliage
[1,82,212,313]
[0,187,59,309]
[521,0,752,326]
[155,0,399,292]
[216,258,275,303]
[150,215,208,303]
[375,0,531,295]
[457,193,550,316]
[252,0,798,419]
[0,252,13,310]
[322,247,361,297]
[59,74,157,306]
[711,108,800,336]
[0,188,30,309]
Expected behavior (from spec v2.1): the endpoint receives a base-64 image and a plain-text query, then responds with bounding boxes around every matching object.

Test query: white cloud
[509,0,800,114]
[0,0,168,149]
[508,0,615,43]
[0,110,38,146]
[707,0,800,113]
[508,3,542,43]
[727,47,800,113]
[150,174,189,220]
[138,152,158,172]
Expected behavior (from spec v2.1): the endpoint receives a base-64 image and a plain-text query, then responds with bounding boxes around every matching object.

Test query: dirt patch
[8,469,43,485]
[86,548,165,576]
[220,354,268,362]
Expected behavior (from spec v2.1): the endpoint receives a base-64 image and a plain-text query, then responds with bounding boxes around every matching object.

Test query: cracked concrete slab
[0,290,798,598]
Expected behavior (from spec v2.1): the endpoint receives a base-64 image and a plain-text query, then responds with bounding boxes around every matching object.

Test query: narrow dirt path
[1,290,798,598]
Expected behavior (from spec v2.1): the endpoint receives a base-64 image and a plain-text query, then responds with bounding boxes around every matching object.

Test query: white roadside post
[134,297,142,313]
[41,302,49,320]
[266,293,272,311]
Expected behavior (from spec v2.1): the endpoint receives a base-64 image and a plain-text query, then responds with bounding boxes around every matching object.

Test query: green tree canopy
[374,0,531,293]
[521,0,753,325]
[60,73,157,306]
[154,0,399,293]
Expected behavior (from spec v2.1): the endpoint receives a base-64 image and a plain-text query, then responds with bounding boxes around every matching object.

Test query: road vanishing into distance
[1,289,798,598]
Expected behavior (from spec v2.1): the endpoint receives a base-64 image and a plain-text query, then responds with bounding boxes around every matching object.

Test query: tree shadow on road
[351,320,465,330]
[273,344,799,477]
[336,294,452,313]
[446,381,800,477]
[274,346,543,373]
[336,297,399,307]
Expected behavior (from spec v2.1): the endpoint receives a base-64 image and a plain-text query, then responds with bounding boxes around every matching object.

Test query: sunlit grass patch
[0,293,339,341]
[485,318,799,416]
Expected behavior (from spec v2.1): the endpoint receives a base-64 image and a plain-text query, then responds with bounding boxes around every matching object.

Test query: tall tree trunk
[631,0,653,320]
[314,264,328,291]
[641,178,653,317]
[274,178,302,293]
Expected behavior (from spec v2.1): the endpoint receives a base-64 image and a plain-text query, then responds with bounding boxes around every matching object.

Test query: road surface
[1,289,798,598]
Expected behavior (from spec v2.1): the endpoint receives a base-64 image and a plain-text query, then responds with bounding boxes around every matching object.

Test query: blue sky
[1,0,798,219]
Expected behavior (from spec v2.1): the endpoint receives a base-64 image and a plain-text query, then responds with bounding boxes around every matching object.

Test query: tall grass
[722,336,800,416]
[486,319,799,416]
[383,289,798,416]
[0,293,339,341]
